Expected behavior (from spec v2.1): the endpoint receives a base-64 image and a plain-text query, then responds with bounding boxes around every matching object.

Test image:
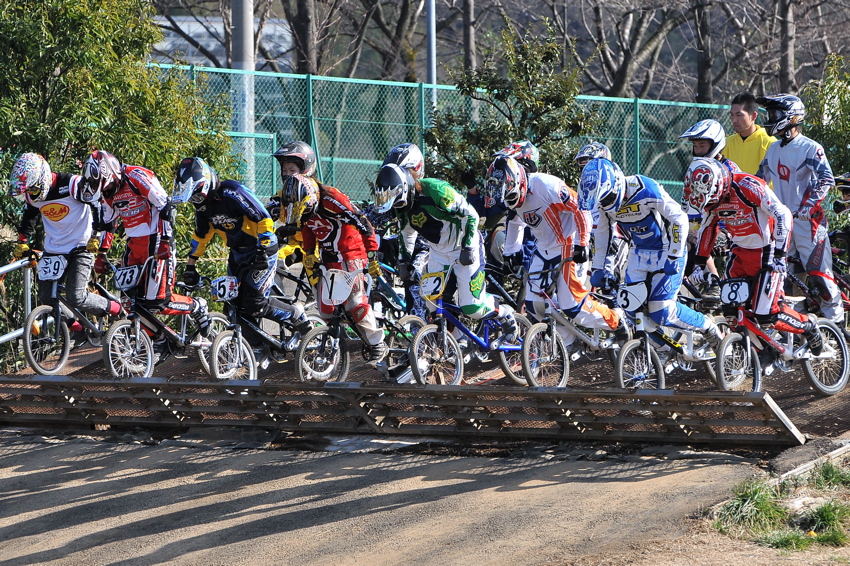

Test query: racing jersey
[189,180,274,258]
[17,173,93,254]
[101,165,171,239]
[301,184,378,264]
[695,173,792,258]
[592,175,687,271]
[503,172,591,259]
[399,178,478,256]
[757,134,834,212]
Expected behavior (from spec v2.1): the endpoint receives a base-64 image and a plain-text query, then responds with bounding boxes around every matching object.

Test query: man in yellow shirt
[725,92,777,175]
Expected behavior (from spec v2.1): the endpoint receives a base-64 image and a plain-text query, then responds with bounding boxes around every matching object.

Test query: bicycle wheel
[715,332,762,392]
[23,305,71,375]
[802,319,850,396]
[700,317,729,382]
[386,315,426,368]
[410,324,464,385]
[103,319,154,379]
[496,313,533,385]
[616,338,665,389]
[296,325,351,382]
[522,322,570,388]
[210,330,257,381]
[196,312,229,375]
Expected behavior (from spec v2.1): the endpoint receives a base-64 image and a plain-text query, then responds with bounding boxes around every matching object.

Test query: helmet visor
[374,185,401,213]
[599,190,618,210]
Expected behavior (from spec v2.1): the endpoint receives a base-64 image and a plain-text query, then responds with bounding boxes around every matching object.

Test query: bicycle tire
[521,322,570,388]
[410,324,464,385]
[103,319,154,379]
[23,305,71,375]
[386,315,426,368]
[296,325,350,382]
[700,316,729,383]
[616,338,665,389]
[497,313,533,385]
[210,330,257,381]
[196,312,230,376]
[802,319,850,396]
[715,332,762,392]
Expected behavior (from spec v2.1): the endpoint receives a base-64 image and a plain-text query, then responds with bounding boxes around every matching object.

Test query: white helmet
[575,142,611,166]
[577,158,625,213]
[684,157,730,212]
[382,143,424,179]
[8,153,52,202]
[679,119,727,160]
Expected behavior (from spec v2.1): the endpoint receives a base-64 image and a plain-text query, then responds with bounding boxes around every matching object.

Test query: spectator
[725,92,777,175]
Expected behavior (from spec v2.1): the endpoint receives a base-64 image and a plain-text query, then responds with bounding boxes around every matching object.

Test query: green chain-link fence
[162,65,732,203]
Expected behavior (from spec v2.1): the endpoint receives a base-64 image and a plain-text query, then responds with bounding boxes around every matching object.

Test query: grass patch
[815,528,850,547]
[810,461,850,489]
[803,500,850,533]
[757,528,816,550]
[714,479,787,534]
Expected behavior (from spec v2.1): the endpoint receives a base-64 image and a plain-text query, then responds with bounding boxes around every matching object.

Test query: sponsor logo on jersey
[629,225,648,233]
[778,161,791,181]
[411,211,427,228]
[41,203,70,221]
[210,214,240,229]
[616,203,642,218]
[523,209,543,227]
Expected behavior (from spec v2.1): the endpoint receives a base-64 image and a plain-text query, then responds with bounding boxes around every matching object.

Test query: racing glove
[368,258,382,279]
[93,254,109,275]
[183,264,200,286]
[572,245,588,264]
[795,205,814,221]
[13,242,29,260]
[663,256,683,276]
[303,254,320,287]
[155,239,172,260]
[86,237,100,254]
[590,270,617,292]
[459,247,476,266]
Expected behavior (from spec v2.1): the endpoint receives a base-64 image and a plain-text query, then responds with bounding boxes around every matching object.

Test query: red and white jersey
[503,172,591,260]
[301,184,378,264]
[695,172,792,257]
[101,165,170,239]
[757,134,834,212]
[18,173,92,254]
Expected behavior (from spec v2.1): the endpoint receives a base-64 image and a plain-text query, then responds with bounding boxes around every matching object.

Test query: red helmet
[684,157,730,211]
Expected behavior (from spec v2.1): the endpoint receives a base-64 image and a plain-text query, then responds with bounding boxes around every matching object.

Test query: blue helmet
[577,158,625,213]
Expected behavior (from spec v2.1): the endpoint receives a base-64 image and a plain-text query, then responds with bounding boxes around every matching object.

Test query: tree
[803,55,850,177]
[0,0,235,180]
[424,21,596,189]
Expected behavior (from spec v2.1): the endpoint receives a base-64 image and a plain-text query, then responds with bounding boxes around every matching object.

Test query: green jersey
[399,178,479,255]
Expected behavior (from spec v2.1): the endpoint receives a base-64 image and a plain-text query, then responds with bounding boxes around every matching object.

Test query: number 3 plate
[617,281,649,311]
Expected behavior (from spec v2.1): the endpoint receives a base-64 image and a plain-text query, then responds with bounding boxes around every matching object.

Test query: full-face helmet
[8,153,52,202]
[173,157,219,205]
[574,142,612,167]
[374,163,416,213]
[279,173,319,226]
[679,119,727,160]
[577,158,626,213]
[495,140,539,173]
[484,156,528,209]
[273,141,317,178]
[382,143,425,180]
[82,150,122,199]
[684,157,731,212]
[757,94,806,137]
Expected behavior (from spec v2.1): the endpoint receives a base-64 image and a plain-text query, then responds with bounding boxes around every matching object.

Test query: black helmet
[279,174,319,226]
[374,164,416,213]
[273,141,317,177]
[382,143,424,179]
[757,94,805,137]
[173,157,218,205]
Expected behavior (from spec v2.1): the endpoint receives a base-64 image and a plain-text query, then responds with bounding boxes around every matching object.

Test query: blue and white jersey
[591,175,688,271]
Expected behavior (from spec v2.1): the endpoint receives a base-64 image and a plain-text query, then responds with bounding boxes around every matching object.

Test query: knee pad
[350,304,371,323]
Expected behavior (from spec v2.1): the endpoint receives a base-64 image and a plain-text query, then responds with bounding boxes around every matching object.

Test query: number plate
[37,255,67,281]
[114,264,143,291]
[720,278,751,305]
[618,281,649,311]
[320,268,360,306]
[420,271,447,302]
[211,275,239,302]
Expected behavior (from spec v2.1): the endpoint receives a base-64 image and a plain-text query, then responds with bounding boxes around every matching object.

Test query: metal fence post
[419,82,426,150]
[633,97,641,174]
[306,74,324,182]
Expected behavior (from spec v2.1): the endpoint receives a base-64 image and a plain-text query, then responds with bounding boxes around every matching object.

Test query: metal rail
[0,376,805,446]
[0,259,34,346]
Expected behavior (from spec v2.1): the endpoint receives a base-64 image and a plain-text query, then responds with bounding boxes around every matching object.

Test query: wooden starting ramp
[0,376,805,446]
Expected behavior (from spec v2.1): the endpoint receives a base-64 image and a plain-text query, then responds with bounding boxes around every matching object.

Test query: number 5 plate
[114,264,143,291]
[211,275,239,302]
[37,255,68,281]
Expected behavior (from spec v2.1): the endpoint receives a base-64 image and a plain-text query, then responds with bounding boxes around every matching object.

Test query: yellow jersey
[724,125,777,176]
